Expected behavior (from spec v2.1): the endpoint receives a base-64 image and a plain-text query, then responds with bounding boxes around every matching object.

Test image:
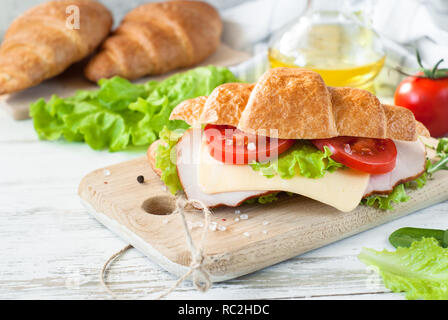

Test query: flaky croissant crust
[84,1,222,82]
[170,68,430,141]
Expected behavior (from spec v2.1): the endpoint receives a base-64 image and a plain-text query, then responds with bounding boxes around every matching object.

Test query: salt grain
[209,224,217,231]
[262,230,268,235]
[162,219,169,225]
[240,214,248,220]
[103,169,111,176]
[234,217,240,222]
[344,143,352,155]
[234,209,241,215]
[218,225,227,231]
[262,221,269,226]
[243,232,250,237]
[247,142,256,151]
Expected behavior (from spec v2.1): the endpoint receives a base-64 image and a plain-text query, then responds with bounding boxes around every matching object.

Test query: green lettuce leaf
[30,66,238,151]
[362,184,410,210]
[244,192,279,205]
[358,237,448,300]
[362,172,428,210]
[244,191,296,205]
[249,142,343,179]
[155,127,185,194]
[404,171,428,189]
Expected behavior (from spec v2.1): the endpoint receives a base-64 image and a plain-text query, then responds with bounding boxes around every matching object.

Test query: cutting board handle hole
[141,196,176,215]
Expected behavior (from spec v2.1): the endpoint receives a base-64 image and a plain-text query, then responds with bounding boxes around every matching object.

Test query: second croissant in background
[84,1,222,82]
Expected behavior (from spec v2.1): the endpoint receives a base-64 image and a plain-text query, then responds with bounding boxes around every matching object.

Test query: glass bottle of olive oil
[268,0,385,92]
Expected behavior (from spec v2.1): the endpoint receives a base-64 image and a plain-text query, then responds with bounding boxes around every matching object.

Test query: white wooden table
[0,107,447,300]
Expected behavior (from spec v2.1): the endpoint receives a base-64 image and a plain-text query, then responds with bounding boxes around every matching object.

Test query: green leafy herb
[30,66,238,151]
[389,227,448,249]
[249,142,343,179]
[427,137,448,175]
[359,237,448,300]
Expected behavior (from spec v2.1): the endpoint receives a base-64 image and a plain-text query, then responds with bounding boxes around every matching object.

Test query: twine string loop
[100,195,212,299]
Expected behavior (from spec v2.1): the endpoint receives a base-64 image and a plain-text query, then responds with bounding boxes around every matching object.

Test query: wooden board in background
[0,44,250,120]
[78,147,448,282]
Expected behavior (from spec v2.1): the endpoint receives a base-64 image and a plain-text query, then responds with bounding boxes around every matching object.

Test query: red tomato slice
[204,124,294,164]
[311,137,397,174]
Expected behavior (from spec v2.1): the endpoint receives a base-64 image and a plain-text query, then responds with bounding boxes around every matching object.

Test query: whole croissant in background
[84,1,222,82]
[0,0,113,95]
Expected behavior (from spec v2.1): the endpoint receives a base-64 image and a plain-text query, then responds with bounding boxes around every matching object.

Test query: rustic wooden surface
[78,153,448,284]
[1,107,447,299]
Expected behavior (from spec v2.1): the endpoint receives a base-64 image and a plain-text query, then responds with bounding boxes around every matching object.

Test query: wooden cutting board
[78,143,448,282]
[0,44,250,120]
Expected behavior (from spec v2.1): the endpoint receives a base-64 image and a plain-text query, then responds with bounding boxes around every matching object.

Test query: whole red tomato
[394,56,448,137]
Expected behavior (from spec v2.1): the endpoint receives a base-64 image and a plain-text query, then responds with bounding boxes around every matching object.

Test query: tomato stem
[431,59,444,77]
[416,50,448,80]
[427,156,448,175]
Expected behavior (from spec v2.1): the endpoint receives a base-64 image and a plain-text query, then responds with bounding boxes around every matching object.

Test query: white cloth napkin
[372,0,448,69]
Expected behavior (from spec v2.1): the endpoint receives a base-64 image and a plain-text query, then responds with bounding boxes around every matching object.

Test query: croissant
[84,1,222,82]
[170,68,430,141]
[0,0,113,95]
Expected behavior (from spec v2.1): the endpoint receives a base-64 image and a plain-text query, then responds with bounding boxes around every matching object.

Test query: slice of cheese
[198,141,370,212]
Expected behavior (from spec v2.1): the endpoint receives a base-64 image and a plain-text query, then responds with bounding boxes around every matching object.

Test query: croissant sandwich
[0,0,113,95]
[85,0,222,82]
[147,67,431,212]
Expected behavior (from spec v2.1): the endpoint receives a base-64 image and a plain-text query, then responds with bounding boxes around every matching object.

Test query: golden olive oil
[269,24,385,92]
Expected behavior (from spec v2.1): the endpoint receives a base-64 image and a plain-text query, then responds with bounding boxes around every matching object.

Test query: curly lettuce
[155,127,186,194]
[362,170,428,211]
[362,184,411,210]
[245,192,279,205]
[359,237,448,300]
[30,66,238,151]
[249,142,343,179]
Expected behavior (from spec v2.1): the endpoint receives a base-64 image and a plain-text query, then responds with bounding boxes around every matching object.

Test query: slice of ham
[176,128,270,208]
[363,139,426,197]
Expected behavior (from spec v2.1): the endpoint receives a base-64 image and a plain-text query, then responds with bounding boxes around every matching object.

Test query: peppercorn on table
[1,107,448,300]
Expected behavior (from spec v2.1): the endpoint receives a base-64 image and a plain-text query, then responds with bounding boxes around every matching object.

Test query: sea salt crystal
[103,169,111,176]
[262,221,269,226]
[234,209,241,215]
[243,232,250,237]
[247,142,256,151]
[209,224,217,231]
[162,219,169,225]
[344,143,352,155]
[161,185,167,191]
[218,225,227,231]
[240,214,248,220]
[262,230,268,235]
[234,217,240,222]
